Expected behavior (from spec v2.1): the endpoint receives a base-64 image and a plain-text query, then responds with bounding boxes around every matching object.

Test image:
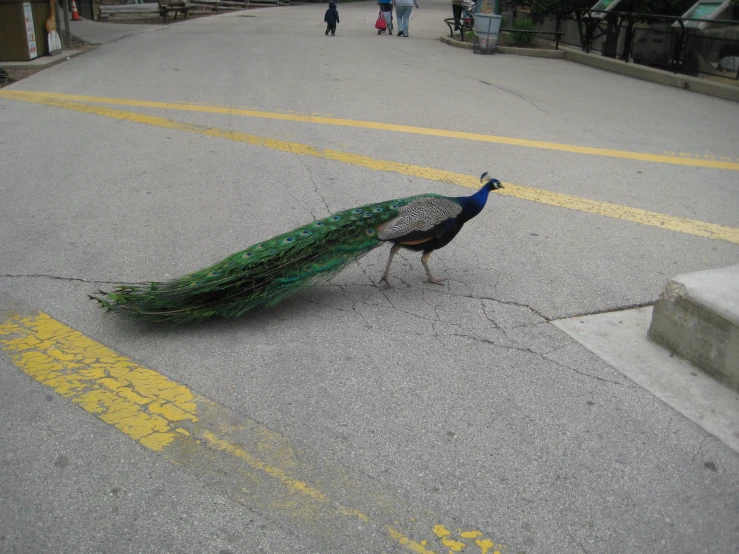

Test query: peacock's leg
[379,243,402,286]
[421,251,446,285]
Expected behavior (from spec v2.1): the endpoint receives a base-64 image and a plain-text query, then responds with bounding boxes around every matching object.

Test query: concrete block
[648,265,739,392]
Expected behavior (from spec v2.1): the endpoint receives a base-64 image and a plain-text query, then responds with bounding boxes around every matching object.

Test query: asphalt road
[1,2,738,553]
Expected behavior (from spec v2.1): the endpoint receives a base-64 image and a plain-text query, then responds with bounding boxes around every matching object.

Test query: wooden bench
[98,3,159,20]
[159,1,190,22]
[444,17,474,42]
[189,0,251,10]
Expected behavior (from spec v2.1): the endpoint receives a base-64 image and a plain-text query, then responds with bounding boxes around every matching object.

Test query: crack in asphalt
[692,435,709,463]
[454,292,549,321]
[1,273,137,285]
[453,330,623,385]
[559,301,656,320]
[488,83,550,115]
[3,270,632,387]
[567,529,590,554]
[295,156,332,219]
[6,269,627,386]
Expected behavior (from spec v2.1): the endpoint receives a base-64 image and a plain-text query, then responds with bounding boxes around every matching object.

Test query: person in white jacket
[393,0,418,37]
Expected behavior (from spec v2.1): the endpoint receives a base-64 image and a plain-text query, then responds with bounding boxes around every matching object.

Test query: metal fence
[533,8,739,81]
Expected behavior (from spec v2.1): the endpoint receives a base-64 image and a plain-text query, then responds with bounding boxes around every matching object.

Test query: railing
[530,7,739,81]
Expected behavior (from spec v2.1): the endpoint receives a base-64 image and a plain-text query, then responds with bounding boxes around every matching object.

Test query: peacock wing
[376,196,462,242]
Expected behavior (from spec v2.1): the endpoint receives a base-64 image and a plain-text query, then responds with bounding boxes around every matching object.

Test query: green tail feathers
[92,196,426,323]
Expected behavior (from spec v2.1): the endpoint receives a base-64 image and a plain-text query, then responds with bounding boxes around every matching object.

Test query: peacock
[92,173,503,323]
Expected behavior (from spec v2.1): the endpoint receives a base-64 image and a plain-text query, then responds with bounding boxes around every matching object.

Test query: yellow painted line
[200,429,335,506]
[2,89,737,245]
[3,90,739,171]
[434,524,490,552]
[1,309,515,553]
[387,527,437,554]
[0,311,196,451]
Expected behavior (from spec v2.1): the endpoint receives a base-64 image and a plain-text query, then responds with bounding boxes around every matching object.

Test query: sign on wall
[24,2,38,60]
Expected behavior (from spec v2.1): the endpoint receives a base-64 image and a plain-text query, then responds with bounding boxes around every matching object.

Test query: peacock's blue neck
[456,184,492,222]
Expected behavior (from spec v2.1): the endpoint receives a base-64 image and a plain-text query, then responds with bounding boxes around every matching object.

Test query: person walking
[378,0,393,34]
[393,0,418,37]
[451,0,465,32]
[324,1,339,36]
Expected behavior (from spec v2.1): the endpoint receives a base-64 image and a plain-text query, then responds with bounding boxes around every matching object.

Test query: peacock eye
[332,216,341,221]
[374,207,383,212]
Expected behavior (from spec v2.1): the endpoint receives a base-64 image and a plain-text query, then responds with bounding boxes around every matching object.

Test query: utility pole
[62,0,72,47]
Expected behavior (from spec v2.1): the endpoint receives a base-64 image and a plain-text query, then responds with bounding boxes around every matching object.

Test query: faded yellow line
[387,527,437,554]
[2,89,738,245]
[0,311,196,451]
[4,90,739,171]
[2,309,504,554]
[200,429,333,505]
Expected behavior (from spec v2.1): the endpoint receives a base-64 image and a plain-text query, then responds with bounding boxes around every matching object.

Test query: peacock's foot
[379,275,393,288]
[426,277,447,286]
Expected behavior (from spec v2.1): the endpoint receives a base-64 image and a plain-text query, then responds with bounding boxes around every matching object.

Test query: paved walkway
[68,17,163,44]
[1,2,738,553]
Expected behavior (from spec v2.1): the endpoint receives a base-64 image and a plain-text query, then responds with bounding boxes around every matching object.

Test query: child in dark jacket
[324,1,339,36]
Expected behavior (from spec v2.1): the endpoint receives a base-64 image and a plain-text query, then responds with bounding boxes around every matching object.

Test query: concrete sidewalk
[557,263,739,456]
[441,35,739,102]
[9,8,738,104]
[555,265,739,458]
[68,17,163,44]
[1,17,160,70]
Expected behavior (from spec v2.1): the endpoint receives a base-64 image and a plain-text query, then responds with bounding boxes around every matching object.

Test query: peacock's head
[480,172,503,190]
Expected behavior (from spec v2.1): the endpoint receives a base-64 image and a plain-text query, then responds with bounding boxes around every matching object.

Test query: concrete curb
[439,36,564,58]
[439,36,473,50]
[497,45,565,58]
[555,306,739,455]
[439,36,739,103]
[648,265,739,392]
[562,47,739,103]
[1,49,86,69]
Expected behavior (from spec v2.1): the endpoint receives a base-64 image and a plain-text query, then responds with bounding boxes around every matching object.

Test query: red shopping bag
[375,11,387,30]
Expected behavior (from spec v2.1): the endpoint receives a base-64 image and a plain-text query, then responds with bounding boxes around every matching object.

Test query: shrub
[510,17,537,46]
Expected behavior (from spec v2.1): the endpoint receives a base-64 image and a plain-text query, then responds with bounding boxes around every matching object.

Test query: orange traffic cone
[70,0,80,21]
